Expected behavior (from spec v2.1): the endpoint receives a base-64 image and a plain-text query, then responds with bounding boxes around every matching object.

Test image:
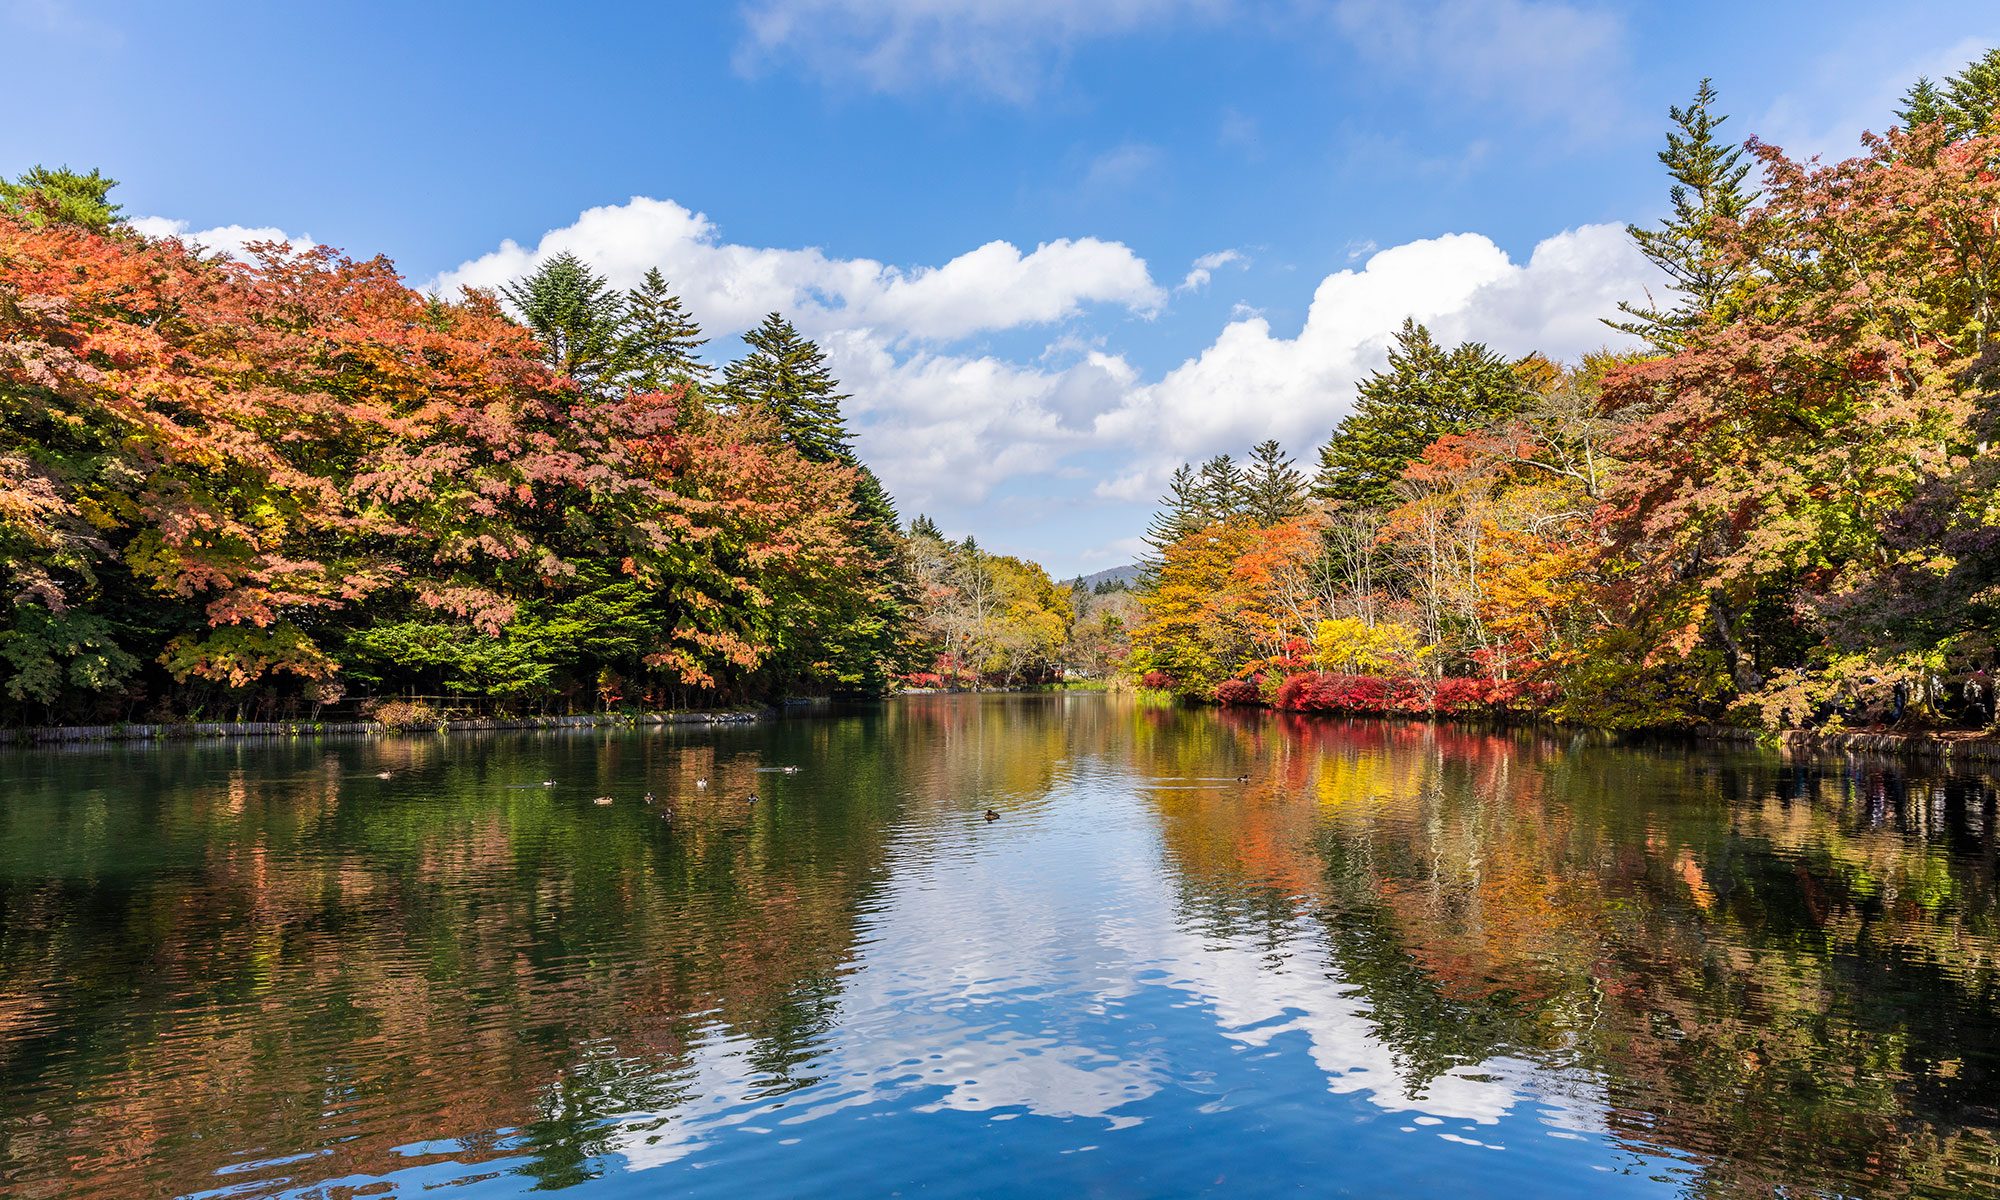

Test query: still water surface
[1,695,1996,1198]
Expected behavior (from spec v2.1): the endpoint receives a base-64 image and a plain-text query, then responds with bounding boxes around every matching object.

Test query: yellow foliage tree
[1312,617,1429,675]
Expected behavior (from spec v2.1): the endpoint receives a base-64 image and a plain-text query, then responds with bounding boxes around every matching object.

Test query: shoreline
[1230,697,2000,765]
[1692,723,2000,764]
[8,698,1998,766]
[1287,709,2000,764]
[0,708,770,747]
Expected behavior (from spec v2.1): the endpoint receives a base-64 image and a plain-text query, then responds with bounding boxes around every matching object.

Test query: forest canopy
[0,181,908,721]
[1126,49,2000,732]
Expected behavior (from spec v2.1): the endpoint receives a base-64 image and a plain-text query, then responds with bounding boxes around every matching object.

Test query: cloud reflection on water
[610,765,1611,1174]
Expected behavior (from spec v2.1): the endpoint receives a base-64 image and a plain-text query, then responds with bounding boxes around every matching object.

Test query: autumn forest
[1133,51,2000,732]
[5,49,2000,734]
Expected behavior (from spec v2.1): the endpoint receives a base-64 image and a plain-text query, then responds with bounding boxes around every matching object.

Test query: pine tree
[853,465,901,541]
[1197,454,1247,518]
[1242,439,1307,525]
[1900,48,2000,140]
[1896,76,1947,130]
[1943,48,2000,137]
[500,252,626,389]
[1608,79,1756,350]
[0,165,121,232]
[1141,464,1208,574]
[1314,320,1524,507]
[723,313,854,462]
[617,268,711,398]
[834,462,907,691]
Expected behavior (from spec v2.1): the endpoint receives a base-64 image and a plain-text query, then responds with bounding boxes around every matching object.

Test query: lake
[1,694,1995,1198]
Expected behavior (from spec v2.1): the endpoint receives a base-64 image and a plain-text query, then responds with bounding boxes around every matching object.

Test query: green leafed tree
[1608,79,1756,350]
[1313,320,1525,507]
[500,251,626,389]
[0,165,121,232]
[1242,439,1307,525]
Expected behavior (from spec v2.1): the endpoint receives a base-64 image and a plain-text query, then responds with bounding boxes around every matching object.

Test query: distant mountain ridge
[1075,563,1141,590]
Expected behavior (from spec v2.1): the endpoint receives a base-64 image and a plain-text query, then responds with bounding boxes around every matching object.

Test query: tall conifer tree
[1609,79,1756,350]
[500,252,626,389]
[1942,48,2000,137]
[1899,48,2000,140]
[1141,465,1207,578]
[1242,439,1307,525]
[1313,320,1524,507]
[1897,77,1948,129]
[1197,454,1247,518]
[617,268,711,399]
[723,313,854,462]
[724,312,905,691]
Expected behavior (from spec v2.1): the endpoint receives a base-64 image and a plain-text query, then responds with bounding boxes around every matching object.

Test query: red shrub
[1141,671,1173,690]
[1274,672,1512,717]
[1214,678,1261,706]
[1275,672,1389,712]
[1273,674,1312,710]
[1430,676,1493,714]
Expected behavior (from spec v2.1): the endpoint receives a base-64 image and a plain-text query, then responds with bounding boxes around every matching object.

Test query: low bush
[364,699,443,731]
[1430,676,1494,715]
[1271,672,1513,717]
[1214,678,1261,706]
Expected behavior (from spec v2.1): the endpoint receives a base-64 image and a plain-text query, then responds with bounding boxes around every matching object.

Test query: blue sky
[5,1,1995,576]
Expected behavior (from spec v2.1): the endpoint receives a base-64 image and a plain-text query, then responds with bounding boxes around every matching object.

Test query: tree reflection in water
[0,697,1993,1199]
[1145,706,1999,1198]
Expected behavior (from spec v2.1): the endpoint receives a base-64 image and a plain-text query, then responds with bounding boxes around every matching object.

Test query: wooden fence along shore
[0,710,768,746]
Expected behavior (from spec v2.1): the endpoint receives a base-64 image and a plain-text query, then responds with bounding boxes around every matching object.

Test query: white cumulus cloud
[834,223,1657,515]
[825,330,1141,507]
[429,196,1162,344]
[138,195,1662,547]
[429,201,1657,515]
[1091,223,1658,498]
